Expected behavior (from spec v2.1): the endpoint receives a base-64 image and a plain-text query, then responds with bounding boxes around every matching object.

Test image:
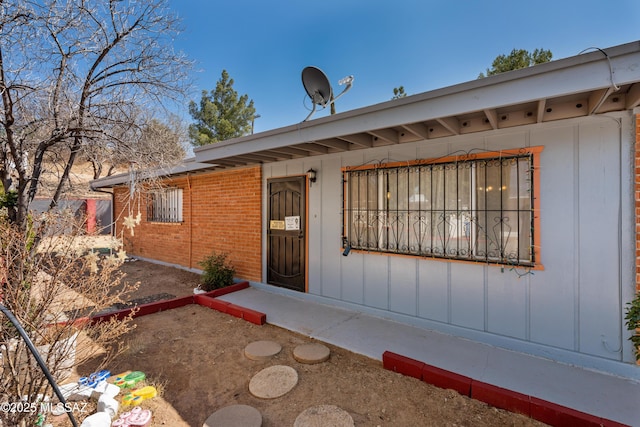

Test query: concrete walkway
[218,286,640,427]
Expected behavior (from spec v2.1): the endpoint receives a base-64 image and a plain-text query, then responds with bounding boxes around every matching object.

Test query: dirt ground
[51,260,547,427]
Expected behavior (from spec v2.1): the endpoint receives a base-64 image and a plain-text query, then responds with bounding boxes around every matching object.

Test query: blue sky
[167,0,640,134]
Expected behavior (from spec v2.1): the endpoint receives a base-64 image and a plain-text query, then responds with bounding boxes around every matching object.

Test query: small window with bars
[147,188,183,223]
[342,149,540,266]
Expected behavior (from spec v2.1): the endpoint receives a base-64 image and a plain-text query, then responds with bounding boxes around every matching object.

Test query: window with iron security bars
[343,154,536,266]
[148,188,183,223]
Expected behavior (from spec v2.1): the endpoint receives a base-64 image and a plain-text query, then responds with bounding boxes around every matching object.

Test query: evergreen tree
[392,86,407,100]
[188,70,257,146]
[478,48,552,78]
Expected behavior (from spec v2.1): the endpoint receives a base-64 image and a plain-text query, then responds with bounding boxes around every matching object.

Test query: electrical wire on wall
[578,47,621,91]
[597,114,625,357]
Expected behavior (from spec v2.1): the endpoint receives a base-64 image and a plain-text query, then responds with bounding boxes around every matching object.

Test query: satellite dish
[302,66,333,107]
[301,66,354,121]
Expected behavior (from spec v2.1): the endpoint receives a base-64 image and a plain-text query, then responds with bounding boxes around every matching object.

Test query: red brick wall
[113,166,262,282]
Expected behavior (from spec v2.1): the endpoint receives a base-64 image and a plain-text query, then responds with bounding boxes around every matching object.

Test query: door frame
[265,174,309,292]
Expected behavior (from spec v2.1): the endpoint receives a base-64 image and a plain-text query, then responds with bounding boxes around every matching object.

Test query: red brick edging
[92,289,627,425]
[89,281,266,326]
[382,351,629,427]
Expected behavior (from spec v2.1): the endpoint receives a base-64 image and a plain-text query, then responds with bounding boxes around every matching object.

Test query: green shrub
[199,252,235,292]
[625,292,640,361]
[0,189,18,209]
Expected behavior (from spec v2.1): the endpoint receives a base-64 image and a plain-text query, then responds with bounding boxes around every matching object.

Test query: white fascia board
[90,172,129,188]
[194,41,640,164]
[90,159,217,189]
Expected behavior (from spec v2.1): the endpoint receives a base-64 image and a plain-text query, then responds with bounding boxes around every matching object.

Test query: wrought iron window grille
[147,187,183,223]
[343,154,535,266]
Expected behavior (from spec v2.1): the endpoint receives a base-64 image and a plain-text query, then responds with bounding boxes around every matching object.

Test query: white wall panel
[528,125,577,350]
[262,113,634,366]
[485,130,528,152]
[318,158,343,299]
[341,253,365,304]
[450,263,485,330]
[363,255,389,310]
[307,159,324,295]
[389,257,418,315]
[417,260,449,322]
[486,267,529,340]
[577,122,623,358]
[415,139,452,161]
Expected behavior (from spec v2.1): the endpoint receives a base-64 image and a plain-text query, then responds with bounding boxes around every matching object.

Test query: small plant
[199,252,235,292]
[625,292,640,361]
[0,189,18,208]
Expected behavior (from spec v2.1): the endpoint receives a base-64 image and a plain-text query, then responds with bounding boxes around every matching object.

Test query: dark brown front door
[267,176,306,292]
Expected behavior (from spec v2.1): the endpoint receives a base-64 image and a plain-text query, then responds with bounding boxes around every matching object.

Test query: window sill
[147,221,184,225]
[341,247,544,271]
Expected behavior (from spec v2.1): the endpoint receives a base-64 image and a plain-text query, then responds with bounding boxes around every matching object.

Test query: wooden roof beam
[249,151,292,161]
[338,133,374,147]
[207,158,248,167]
[401,123,430,139]
[588,88,613,114]
[626,83,640,109]
[295,142,329,154]
[436,117,460,135]
[483,109,498,130]
[315,138,351,151]
[231,155,264,164]
[536,99,547,123]
[368,128,399,144]
[268,146,311,157]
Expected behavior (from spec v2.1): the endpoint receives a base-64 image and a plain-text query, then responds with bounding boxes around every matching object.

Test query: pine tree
[188,70,257,146]
[478,48,552,78]
[392,86,407,100]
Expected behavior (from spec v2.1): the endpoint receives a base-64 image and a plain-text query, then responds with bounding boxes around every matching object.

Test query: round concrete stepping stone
[203,404,262,427]
[244,340,282,361]
[293,343,330,364]
[249,365,298,399]
[293,405,354,427]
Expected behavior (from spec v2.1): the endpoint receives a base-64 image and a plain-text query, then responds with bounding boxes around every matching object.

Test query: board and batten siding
[262,112,636,367]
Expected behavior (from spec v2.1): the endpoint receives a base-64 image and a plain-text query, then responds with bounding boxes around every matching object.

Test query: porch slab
[218,286,640,427]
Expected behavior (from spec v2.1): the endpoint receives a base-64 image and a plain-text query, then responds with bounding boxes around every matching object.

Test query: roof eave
[193,41,640,164]
[90,159,219,189]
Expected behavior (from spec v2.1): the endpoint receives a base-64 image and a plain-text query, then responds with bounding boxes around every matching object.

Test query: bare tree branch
[0,0,192,229]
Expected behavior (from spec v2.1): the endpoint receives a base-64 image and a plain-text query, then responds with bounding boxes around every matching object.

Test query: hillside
[36,161,124,201]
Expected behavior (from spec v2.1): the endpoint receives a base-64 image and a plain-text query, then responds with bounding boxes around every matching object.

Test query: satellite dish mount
[301,66,354,121]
